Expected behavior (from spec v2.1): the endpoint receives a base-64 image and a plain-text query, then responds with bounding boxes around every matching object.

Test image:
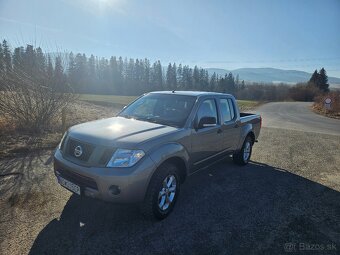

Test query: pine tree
[35,47,46,74]
[209,72,217,91]
[143,58,151,93]
[309,70,319,85]
[110,56,119,94]
[47,55,54,82]
[24,44,35,75]
[166,63,173,90]
[88,54,96,88]
[177,64,183,89]
[68,52,76,88]
[166,63,177,90]
[2,40,12,74]
[172,63,177,90]
[193,66,199,90]
[54,56,66,91]
[318,68,329,92]
[0,42,3,74]
[235,74,240,88]
[12,47,24,78]
[240,80,245,90]
[0,42,3,89]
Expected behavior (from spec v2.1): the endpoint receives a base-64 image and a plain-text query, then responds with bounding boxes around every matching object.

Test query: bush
[0,62,76,132]
[313,91,340,117]
[236,83,290,101]
[288,83,320,101]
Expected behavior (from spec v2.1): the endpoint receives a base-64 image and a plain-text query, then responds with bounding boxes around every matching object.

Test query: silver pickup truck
[54,91,261,219]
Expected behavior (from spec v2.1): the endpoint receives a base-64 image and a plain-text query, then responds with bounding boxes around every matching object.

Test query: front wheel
[140,163,180,220]
[233,136,253,165]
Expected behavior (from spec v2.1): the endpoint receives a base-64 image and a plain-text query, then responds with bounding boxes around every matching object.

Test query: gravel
[1,127,340,254]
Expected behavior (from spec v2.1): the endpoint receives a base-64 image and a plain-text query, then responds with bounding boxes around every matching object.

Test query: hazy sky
[1,0,339,77]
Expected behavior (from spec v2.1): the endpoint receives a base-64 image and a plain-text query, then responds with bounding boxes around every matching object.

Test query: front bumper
[54,149,157,203]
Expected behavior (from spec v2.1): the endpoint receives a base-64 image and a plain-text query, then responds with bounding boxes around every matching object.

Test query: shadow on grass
[29,160,340,255]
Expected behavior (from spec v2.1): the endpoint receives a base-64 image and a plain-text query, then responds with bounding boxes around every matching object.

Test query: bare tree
[0,51,76,132]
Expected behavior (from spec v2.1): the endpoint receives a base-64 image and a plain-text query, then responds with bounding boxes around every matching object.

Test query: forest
[0,40,330,103]
[0,40,257,96]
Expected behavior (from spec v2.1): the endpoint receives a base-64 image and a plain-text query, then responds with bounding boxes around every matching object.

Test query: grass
[237,100,262,111]
[78,93,261,111]
[79,94,137,107]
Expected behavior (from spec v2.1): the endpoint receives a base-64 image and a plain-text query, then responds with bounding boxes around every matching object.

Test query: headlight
[106,149,145,168]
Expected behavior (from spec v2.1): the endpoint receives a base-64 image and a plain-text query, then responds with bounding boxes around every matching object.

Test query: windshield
[118,94,196,127]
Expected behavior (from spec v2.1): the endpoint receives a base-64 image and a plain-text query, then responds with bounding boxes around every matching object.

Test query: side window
[219,99,232,122]
[228,99,235,120]
[196,99,218,124]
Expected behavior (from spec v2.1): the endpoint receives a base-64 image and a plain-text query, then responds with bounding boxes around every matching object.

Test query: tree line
[0,40,330,102]
[0,40,245,96]
[288,68,330,101]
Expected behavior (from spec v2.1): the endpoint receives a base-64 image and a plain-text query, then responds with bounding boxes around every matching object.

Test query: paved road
[255,102,340,136]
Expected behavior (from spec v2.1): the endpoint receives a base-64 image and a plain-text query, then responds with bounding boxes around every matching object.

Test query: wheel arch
[247,131,256,144]
[148,143,189,185]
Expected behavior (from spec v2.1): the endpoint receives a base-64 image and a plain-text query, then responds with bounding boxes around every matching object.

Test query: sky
[0,0,340,77]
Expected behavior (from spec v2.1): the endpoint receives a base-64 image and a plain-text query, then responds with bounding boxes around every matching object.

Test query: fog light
[84,189,96,198]
[109,185,121,195]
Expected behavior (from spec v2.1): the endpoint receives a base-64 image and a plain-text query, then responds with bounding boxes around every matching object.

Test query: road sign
[324,98,332,104]
[324,98,332,110]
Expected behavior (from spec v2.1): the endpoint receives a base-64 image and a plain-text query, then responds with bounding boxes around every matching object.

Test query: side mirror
[197,116,216,129]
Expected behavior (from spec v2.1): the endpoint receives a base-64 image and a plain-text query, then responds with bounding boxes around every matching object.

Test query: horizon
[1,0,339,78]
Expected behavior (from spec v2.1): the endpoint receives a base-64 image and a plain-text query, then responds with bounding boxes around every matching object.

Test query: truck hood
[68,116,179,147]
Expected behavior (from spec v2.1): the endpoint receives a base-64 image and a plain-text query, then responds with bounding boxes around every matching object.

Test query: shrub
[313,91,340,117]
[288,83,320,101]
[0,58,76,132]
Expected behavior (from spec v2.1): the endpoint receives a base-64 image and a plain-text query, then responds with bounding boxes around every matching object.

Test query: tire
[140,163,180,220]
[233,136,253,165]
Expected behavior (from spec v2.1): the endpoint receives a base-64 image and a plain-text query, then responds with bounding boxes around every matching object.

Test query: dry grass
[313,91,340,119]
[0,101,120,159]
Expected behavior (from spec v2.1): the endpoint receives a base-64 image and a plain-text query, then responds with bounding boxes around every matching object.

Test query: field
[79,94,261,111]
[79,94,137,107]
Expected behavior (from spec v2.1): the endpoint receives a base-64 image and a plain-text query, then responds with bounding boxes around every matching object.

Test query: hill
[206,67,340,86]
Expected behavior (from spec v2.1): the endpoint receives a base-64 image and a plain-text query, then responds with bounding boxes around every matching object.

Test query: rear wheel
[140,163,180,220]
[233,136,253,165]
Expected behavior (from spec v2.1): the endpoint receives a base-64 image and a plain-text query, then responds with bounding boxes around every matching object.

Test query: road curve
[255,102,340,136]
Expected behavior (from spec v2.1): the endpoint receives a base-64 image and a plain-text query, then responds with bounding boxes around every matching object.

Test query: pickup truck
[54,91,261,219]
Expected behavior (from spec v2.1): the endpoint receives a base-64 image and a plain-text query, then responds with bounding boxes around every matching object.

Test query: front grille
[56,167,98,190]
[67,138,94,162]
[99,148,115,165]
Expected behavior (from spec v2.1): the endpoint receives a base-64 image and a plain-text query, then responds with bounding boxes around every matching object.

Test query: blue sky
[1,0,339,77]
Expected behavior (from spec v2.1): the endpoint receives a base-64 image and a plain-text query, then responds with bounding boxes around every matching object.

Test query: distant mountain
[206,67,340,86]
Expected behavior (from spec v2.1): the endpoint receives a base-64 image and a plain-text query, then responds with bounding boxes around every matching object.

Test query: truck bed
[239,112,262,140]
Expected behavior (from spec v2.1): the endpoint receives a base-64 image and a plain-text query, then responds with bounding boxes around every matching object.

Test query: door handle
[217,128,222,134]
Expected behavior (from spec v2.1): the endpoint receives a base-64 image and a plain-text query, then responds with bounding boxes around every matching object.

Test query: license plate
[58,176,81,195]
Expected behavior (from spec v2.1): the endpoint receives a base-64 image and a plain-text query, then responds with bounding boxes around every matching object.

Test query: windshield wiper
[119,114,133,119]
[144,117,180,128]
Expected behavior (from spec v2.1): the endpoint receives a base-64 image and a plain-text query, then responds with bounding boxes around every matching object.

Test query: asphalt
[255,102,340,136]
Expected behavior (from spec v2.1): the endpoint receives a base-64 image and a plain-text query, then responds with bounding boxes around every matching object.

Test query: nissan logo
[74,145,83,157]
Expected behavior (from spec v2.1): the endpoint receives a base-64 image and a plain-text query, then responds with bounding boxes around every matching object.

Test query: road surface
[255,102,340,136]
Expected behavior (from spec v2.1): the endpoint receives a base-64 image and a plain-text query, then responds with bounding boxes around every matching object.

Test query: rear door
[190,98,223,171]
[218,98,240,151]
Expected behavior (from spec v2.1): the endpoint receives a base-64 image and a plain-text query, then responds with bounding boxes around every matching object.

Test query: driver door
[190,98,223,172]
